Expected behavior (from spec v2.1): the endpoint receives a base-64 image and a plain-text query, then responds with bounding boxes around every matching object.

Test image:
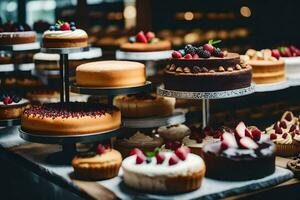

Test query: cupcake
[114,131,163,158]
[265,111,300,157]
[72,144,122,180]
[157,124,191,142]
[182,126,221,157]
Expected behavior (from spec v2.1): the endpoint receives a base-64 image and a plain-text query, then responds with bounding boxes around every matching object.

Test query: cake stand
[19,128,121,165]
[288,78,300,87]
[0,42,40,52]
[157,85,255,127]
[0,118,21,127]
[122,110,186,128]
[41,46,90,102]
[71,81,152,106]
[254,80,290,92]
[116,50,173,77]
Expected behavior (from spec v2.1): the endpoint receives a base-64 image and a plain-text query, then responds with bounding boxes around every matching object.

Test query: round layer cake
[113,93,175,118]
[0,95,30,120]
[164,44,252,92]
[21,102,121,135]
[243,49,285,84]
[0,22,36,45]
[122,147,205,193]
[120,31,171,52]
[203,122,275,181]
[33,47,102,71]
[42,21,88,48]
[76,60,146,87]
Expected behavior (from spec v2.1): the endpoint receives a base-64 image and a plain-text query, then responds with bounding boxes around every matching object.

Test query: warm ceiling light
[240,6,251,17]
[184,12,194,21]
[123,5,136,19]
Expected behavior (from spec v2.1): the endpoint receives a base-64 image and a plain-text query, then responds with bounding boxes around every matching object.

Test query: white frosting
[282,57,300,79]
[43,29,87,38]
[122,152,204,177]
[33,48,102,61]
[183,135,219,148]
[0,99,29,107]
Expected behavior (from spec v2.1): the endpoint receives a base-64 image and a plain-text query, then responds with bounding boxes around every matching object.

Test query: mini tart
[113,94,175,118]
[0,31,36,45]
[21,102,121,135]
[158,124,191,142]
[114,131,163,157]
[0,99,30,120]
[265,111,300,157]
[122,152,205,193]
[72,149,122,180]
[76,60,146,88]
[120,40,171,52]
[164,53,252,92]
[42,29,88,48]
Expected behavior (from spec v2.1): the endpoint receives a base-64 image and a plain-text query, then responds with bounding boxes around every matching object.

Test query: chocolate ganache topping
[23,102,113,119]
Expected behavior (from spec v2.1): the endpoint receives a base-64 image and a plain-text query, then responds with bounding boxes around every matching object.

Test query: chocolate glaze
[203,142,275,181]
[23,102,115,119]
[164,67,252,92]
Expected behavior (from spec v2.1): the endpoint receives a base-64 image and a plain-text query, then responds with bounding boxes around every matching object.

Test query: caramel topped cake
[21,102,121,135]
[42,21,88,48]
[120,31,171,52]
[164,41,252,92]
[76,60,146,87]
[0,21,36,45]
[242,49,285,84]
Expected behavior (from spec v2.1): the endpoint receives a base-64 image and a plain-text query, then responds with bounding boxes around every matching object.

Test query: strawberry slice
[244,128,253,139]
[239,137,259,149]
[271,49,280,59]
[235,121,246,139]
[222,132,238,148]
[135,31,147,43]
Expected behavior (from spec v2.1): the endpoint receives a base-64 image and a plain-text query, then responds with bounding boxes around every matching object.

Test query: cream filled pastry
[122,147,205,193]
[265,111,300,157]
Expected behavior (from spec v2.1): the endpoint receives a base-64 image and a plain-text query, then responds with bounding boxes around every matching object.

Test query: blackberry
[213,47,222,56]
[178,49,185,56]
[198,50,211,58]
[184,44,196,55]
[192,66,201,73]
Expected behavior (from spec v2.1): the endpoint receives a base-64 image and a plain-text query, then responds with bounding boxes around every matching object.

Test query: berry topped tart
[122,147,205,193]
[0,94,30,120]
[42,21,88,48]
[120,31,171,52]
[273,46,300,80]
[72,144,122,180]
[265,111,300,157]
[164,40,252,92]
[21,102,120,135]
[241,49,285,84]
[0,21,36,45]
[203,122,275,180]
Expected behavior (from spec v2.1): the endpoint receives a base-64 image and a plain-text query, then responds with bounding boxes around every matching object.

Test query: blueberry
[18,25,24,32]
[70,22,75,26]
[55,24,60,30]
[129,36,135,43]
[178,49,185,56]
[49,25,55,31]
[146,157,152,164]
[12,96,21,103]
[71,26,76,31]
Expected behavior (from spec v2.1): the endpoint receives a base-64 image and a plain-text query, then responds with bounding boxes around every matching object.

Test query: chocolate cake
[203,122,275,181]
[163,43,252,92]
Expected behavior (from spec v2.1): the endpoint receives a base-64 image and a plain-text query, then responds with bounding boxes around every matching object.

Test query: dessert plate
[254,80,290,92]
[116,50,173,61]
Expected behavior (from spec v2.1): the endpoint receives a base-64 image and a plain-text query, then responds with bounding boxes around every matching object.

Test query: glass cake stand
[157,85,255,127]
[19,128,121,165]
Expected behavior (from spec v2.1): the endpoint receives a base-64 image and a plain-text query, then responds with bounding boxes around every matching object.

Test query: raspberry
[251,128,261,141]
[135,31,148,43]
[289,125,296,132]
[130,148,143,156]
[203,43,215,53]
[193,54,199,59]
[280,121,287,129]
[156,152,165,164]
[184,44,196,55]
[184,54,192,59]
[272,49,280,59]
[3,96,12,105]
[221,142,229,150]
[270,133,277,140]
[136,153,146,164]
[168,154,179,165]
[285,112,293,121]
[96,144,106,154]
[60,22,70,31]
[282,133,288,139]
[175,147,188,161]
[172,51,182,59]
[145,31,155,40]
